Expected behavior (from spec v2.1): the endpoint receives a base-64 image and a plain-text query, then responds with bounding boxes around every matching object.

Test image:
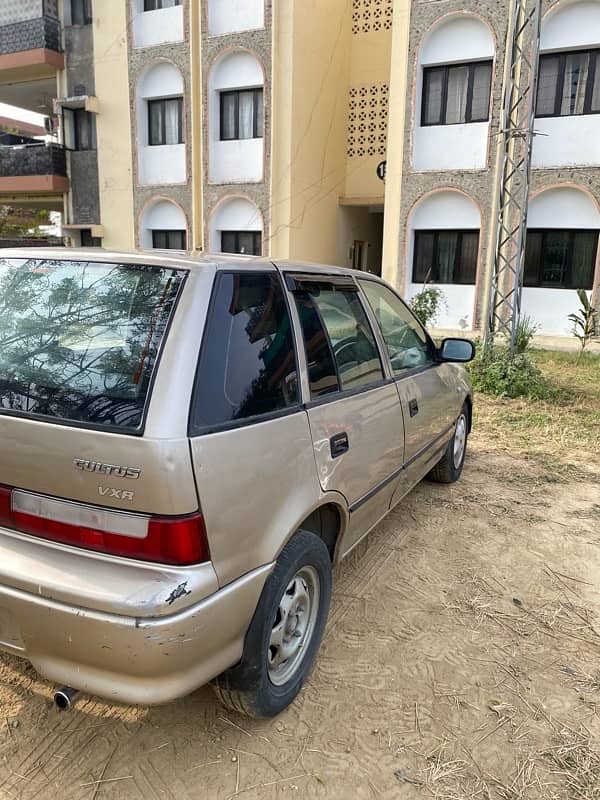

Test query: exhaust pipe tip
[53,686,79,711]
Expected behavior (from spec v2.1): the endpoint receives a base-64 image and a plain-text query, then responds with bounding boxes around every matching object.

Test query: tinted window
[191,272,299,431]
[360,280,434,374]
[524,229,598,289]
[413,230,479,284]
[309,288,383,392]
[0,258,185,431]
[422,61,492,125]
[294,293,340,398]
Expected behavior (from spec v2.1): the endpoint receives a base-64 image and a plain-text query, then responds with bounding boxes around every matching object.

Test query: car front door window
[294,286,384,396]
[359,280,435,374]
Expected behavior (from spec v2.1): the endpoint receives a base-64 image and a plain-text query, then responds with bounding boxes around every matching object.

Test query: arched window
[413,15,494,171]
[406,190,481,329]
[136,61,186,185]
[210,197,263,255]
[208,51,264,184]
[533,2,600,167]
[208,0,263,36]
[522,187,600,334]
[141,198,188,250]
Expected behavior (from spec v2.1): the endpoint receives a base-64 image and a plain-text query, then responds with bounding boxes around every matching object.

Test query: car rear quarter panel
[190,411,331,587]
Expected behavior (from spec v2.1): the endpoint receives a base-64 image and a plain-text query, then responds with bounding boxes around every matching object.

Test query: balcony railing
[0,142,67,178]
[0,15,62,57]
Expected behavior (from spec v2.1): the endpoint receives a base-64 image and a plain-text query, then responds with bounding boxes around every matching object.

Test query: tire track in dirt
[0,700,141,799]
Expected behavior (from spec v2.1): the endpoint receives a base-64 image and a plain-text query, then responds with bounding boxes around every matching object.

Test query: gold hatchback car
[0,250,474,717]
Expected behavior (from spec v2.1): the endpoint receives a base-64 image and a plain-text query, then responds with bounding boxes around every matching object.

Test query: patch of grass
[472,349,600,472]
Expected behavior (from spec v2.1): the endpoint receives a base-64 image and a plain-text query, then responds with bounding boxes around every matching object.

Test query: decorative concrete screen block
[0,0,43,26]
[351,0,393,34]
[347,84,389,158]
[0,15,61,55]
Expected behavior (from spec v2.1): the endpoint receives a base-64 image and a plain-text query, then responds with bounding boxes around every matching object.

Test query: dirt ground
[1,407,600,799]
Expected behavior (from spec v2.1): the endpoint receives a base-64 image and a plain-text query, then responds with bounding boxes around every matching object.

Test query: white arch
[208,50,264,184]
[136,61,186,185]
[141,199,187,250]
[522,186,599,335]
[528,187,600,229]
[208,0,264,36]
[406,190,481,329]
[413,15,494,172]
[210,197,263,252]
[541,1,600,51]
[420,14,494,66]
[411,190,481,229]
[138,61,184,106]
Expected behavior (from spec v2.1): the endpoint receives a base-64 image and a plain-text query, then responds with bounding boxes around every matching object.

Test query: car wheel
[428,404,469,484]
[212,530,332,717]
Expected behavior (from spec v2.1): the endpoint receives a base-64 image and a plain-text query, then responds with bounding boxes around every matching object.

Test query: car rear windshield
[0,258,186,432]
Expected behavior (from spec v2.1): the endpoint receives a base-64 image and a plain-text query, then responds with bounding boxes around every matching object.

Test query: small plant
[568,289,598,363]
[514,315,539,354]
[469,348,561,400]
[410,286,445,328]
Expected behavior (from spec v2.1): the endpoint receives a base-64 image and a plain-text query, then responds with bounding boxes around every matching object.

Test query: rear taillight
[0,485,209,566]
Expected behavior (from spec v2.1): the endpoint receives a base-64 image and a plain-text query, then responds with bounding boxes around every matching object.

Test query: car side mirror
[438,338,475,363]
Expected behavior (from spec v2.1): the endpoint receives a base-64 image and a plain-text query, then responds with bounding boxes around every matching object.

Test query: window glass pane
[570,231,597,289]
[152,230,167,249]
[221,231,261,254]
[456,231,479,283]
[256,90,264,137]
[413,232,434,282]
[422,68,444,125]
[238,91,255,139]
[445,65,469,123]
[294,293,340,398]
[149,101,163,145]
[192,273,299,429]
[591,54,600,112]
[220,93,236,140]
[0,258,185,431]
[236,232,256,255]
[311,290,383,391]
[221,231,237,253]
[536,55,560,116]
[164,98,182,144]
[470,62,492,121]
[524,231,542,286]
[436,232,459,282]
[360,280,434,374]
[542,231,570,285]
[561,53,590,116]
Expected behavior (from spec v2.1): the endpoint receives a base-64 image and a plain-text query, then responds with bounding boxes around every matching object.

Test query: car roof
[0,248,383,281]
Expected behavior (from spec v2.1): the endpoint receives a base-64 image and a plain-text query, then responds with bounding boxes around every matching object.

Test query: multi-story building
[0,0,598,339]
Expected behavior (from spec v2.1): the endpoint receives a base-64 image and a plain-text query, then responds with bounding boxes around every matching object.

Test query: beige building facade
[1,0,599,337]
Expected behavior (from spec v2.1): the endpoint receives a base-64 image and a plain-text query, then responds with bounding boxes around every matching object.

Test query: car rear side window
[191,272,299,432]
[294,285,384,398]
[0,257,185,432]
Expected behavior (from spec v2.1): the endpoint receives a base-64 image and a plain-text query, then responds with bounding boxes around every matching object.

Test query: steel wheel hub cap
[268,566,320,686]
[453,414,467,469]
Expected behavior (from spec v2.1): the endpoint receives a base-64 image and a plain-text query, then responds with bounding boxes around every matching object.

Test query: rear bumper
[0,564,272,705]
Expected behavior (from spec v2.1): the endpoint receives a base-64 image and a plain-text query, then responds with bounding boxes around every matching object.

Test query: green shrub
[410,286,445,327]
[469,348,562,400]
[514,315,539,353]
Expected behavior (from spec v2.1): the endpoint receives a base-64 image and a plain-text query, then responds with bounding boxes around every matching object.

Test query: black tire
[212,530,332,718]
[428,404,469,484]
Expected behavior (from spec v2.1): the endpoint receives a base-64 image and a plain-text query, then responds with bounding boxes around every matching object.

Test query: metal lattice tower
[484,0,542,353]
